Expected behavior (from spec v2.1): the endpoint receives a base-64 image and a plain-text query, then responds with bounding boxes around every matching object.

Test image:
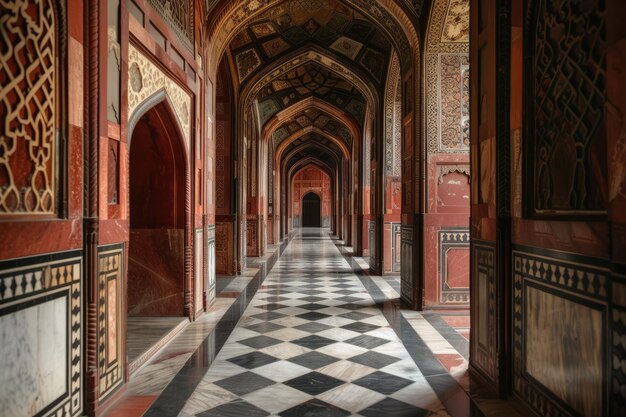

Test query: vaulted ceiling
[229,0,392,87]
[256,61,367,125]
[282,134,343,171]
[271,106,354,151]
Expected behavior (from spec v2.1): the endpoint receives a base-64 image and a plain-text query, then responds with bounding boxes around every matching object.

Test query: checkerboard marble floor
[165,229,467,417]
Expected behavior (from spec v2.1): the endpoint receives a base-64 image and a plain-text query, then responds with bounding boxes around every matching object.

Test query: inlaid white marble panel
[0,295,68,416]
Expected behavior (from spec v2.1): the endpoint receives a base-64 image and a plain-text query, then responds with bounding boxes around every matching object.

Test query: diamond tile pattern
[179,230,454,417]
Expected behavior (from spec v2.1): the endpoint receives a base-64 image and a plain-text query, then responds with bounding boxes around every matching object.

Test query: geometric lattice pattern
[257,62,367,125]
[530,0,607,212]
[148,0,194,50]
[0,0,57,215]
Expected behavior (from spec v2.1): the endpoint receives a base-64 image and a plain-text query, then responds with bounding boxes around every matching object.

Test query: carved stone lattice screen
[527,0,607,214]
[0,0,58,215]
[148,0,194,50]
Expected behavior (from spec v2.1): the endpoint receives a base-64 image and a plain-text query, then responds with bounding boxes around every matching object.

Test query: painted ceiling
[229,0,392,87]
[272,107,353,149]
[256,61,367,126]
[282,133,343,169]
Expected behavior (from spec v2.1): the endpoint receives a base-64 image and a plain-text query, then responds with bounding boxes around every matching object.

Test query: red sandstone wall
[291,166,332,227]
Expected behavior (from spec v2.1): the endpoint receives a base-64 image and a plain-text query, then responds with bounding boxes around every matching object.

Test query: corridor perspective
[1,0,625,417]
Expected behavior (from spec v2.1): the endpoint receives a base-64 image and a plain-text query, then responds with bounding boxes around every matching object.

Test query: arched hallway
[1,0,625,417]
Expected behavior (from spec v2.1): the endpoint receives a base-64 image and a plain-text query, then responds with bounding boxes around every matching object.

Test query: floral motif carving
[440,0,469,43]
[128,44,192,149]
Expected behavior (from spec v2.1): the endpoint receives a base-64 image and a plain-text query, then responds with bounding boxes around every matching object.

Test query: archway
[127,100,187,369]
[302,192,322,228]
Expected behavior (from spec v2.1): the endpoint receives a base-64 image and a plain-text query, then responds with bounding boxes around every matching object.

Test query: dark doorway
[128,101,186,318]
[302,192,321,227]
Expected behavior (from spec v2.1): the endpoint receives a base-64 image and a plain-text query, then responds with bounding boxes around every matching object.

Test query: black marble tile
[332,289,360,295]
[279,399,350,417]
[298,303,330,311]
[297,312,332,321]
[344,334,390,349]
[246,322,286,334]
[292,335,337,350]
[300,289,325,295]
[300,295,326,302]
[198,399,270,417]
[336,303,366,311]
[214,372,275,396]
[348,351,400,369]
[238,335,283,349]
[283,372,345,396]
[353,371,414,395]
[227,351,280,369]
[259,303,289,311]
[294,322,333,333]
[336,295,362,302]
[337,311,373,321]
[340,322,380,334]
[249,311,287,321]
[258,295,289,303]
[288,351,340,369]
[331,283,354,288]
[358,398,428,417]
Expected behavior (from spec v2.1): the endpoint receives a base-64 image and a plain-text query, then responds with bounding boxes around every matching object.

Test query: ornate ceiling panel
[229,0,392,85]
[272,108,353,149]
[256,61,366,125]
[283,134,343,168]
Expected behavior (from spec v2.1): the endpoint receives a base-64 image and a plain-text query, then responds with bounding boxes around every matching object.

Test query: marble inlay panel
[0,294,67,416]
[525,285,603,417]
[0,250,82,417]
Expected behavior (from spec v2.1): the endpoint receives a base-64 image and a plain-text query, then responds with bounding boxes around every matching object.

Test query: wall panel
[0,251,83,417]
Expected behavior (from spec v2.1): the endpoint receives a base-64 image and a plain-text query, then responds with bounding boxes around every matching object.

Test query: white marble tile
[318,383,385,412]
[180,381,238,415]
[243,383,313,414]
[250,360,311,382]
[317,342,369,359]
[317,360,377,382]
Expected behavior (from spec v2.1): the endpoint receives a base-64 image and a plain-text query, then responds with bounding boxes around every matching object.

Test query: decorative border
[391,222,402,273]
[613,272,626,416]
[97,244,124,400]
[0,250,82,417]
[438,228,469,303]
[512,246,610,417]
[400,225,414,304]
[471,241,497,380]
[207,225,216,305]
[368,220,376,270]
[195,229,204,314]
